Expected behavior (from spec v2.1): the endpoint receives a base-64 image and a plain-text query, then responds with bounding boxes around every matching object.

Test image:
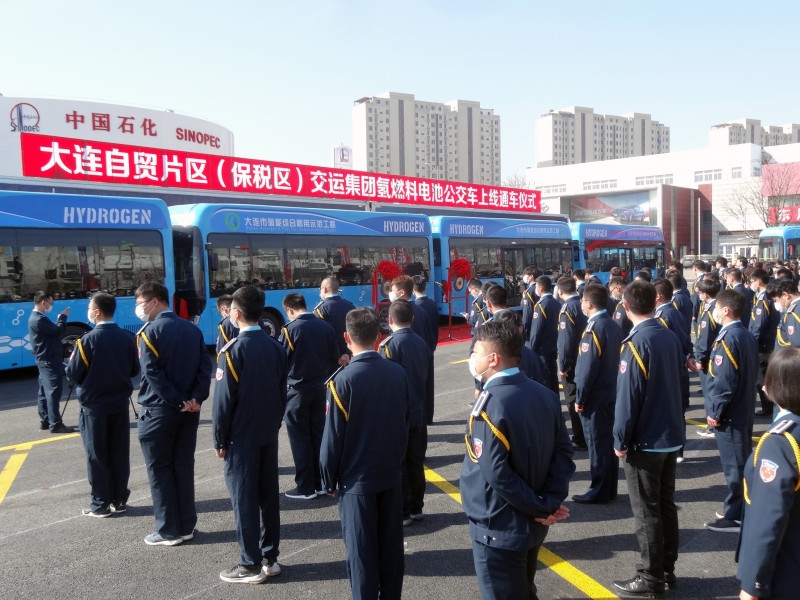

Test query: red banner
[19,133,540,213]
[769,205,800,224]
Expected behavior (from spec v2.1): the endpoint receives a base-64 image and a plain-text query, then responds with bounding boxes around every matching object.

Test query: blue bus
[430,216,573,316]
[758,226,800,261]
[570,223,666,283]
[168,203,432,341]
[0,191,173,370]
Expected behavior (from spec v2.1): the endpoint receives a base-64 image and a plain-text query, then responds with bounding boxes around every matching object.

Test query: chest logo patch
[473,438,483,458]
[701,321,707,329]
[789,326,795,336]
[581,342,590,353]
[756,308,762,315]
[619,360,627,374]
[533,312,539,319]
[760,459,779,483]
[560,321,566,329]
[215,368,224,381]
[714,355,723,366]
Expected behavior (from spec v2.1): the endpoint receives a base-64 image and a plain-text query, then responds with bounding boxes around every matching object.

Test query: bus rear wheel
[259,311,282,338]
[62,323,92,361]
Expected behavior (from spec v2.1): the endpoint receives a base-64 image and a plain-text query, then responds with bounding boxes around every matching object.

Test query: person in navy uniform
[520,266,541,341]
[572,268,587,297]
[465,278,486,332]
[556,276,588,450]
[726,267,754,327]
[279,293,339,500]
[320,308,409,600]
[613,281,686,595]
[667,272,693,337]
[314,276,356,366]
[609,276,633,337]
[703,289,759,533]
[380,299,431,526]
[690,260,709,323]
[749,270,779,416]
[770,279,800,349]
[736,348,800,600]
[461,319,574,600]
[412,276,439,424]
[28,290,73,433]
[215,294,238,358]
[493,309,546,386]
[528,275,561,394]
[695,277,722,439]
[213,286,287,583]
[66,292,139,518]
[134,282,212,546]
[573,284,622,504]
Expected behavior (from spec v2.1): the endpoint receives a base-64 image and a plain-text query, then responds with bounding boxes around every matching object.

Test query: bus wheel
[260,311,282,338]
[62,324,91,361]
[378,302,391,335]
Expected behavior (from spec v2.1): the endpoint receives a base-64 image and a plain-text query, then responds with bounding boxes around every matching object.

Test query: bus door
[618,247,633,281]
[501,247,524,307]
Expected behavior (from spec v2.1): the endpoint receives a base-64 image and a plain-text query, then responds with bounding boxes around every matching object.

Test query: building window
[732,167,742,179]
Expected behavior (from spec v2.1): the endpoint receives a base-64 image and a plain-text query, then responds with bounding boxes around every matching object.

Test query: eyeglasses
[135,298,152,307]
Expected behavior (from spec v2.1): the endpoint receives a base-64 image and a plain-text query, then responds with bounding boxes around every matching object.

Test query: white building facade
[535,106,669,168]
[352,92,501,185]
[709,119,800,149]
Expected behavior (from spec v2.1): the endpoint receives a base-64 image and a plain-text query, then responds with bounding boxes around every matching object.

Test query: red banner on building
[769,205,800,224]
[19,133,540,213]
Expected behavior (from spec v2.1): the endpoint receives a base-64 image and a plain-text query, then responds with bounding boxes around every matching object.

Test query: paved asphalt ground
[0,337,771,599]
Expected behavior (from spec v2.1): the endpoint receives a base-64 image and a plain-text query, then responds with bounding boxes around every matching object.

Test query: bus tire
[260,310,282,338]
[62,323,91,361]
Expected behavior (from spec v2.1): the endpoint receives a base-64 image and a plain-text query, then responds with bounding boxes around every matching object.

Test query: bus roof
[429,215,571,239]
[168,203,430,236]
[569,222,664,242]
[0,190,169,229]
[759,226,800,238]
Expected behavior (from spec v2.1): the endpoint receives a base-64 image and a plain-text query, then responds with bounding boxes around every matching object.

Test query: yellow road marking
[0,452,29,504]
[424,466,619,599]
[451,358,469,364]
[0,433,79,453]
[685,418,760,443]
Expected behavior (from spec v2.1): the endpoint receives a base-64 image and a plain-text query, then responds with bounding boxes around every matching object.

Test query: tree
[503,171,529,190]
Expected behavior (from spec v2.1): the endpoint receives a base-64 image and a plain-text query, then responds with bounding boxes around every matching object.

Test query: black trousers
[622,449,679,585]
[79,407,131,511]
[402,424,427,516]
[579,399,618,501]
[137,407,200,539]
[424,355,435,425]
[339,486,404,600]
[538,354,559,395]
[284,386,325,495]
[756,352,773,414]
[715,423,752,521]
[36,359,63,428]
[224,438,280,567]
[561,374,585,445]
[471,524,548,600]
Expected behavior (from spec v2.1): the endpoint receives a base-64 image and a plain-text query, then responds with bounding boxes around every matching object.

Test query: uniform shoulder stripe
[324,365,345,386]
[218,322,229,344]
[76,338,89,368]
[626,341,648,380]
[281,327,295,352]
[720,340,739,370]
[591,331,602,356]
[314,308,325,319]
[753,425,800,491]
[138,331,159,358]
[327,380,348,421]
[220,337,237,354]
[224,351,239,383]
[480,411,510,452]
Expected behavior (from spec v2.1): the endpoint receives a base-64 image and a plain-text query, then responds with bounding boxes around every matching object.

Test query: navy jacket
[66,322,140,415]
[612,299,633,338]
[136,312,212,410]
[519,345,546,386]
[413,295,439,352]
[212,329,288,449]
[695,299,721,371]
[749,291,779,353]
[279,313,339,389]
[671,288,693,336]
[707,322,758,426]
[574,312,622,409]
[521,283,538,340]
[732,283,754,327]
[528,293,560,357]
[655,302,693,359]
[409,301,436,353]
[28,310,67,364]
[468,297,490,332]
[556,296,586,375]
[380,327,431,427]
[215,316,238,357]
[614,319,686,452]
[313,294,356,357]
[320,351,409,494]
[460,372,575,551]
[775,299,800,350]
[737,413,800,598]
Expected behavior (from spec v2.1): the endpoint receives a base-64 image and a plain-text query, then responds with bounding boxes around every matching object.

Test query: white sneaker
[697,429,715,438]
[263,561,281,577]
[676,456,685,463]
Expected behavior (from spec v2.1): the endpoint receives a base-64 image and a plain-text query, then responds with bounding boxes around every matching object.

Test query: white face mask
[776,303,787,314]
[468,353,492,382]
[388,291,398,302]
[135,299,153,322]
[712,309,724,323]
[750,283,759,293]
[87,308,97,325]
[229,308,241,330]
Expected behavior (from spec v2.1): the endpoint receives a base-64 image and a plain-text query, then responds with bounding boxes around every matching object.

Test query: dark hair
[346,307,380,345]
[775,268,794,281]
[572,269,586,280]
[475,319,522,362]
[282,293,307,311]
[623,281,656,316]
[726,267,743,282]
[749,269,769,286]
[583,283,608,309]
[653,278,673,300]
[636,268,652,283]
[666,272,682,292]
[492,308,522,328]
[485,285,508,308]
[33,290,52,305]
[90,292,116,317]
[467,278,483,291]
[412,275,427,294]
[480,281,497,295]
[135,282,169,304]
[216,294,233,309]
[764,347,800,413]
[523,265,541,277]
[391,274,414,297]
[609,266,622,277]
[697,277,721,297]
[770,279,799,299]
[535,275,552,293]
[231,285,264,323]
[692,260,706,271]
[669,261,684,273]
[608,276,626,289]
[389,298,414,326]
[321,276,341,293]
[715,289,744,319]
[557,276,577,295]
[715,256,728,267]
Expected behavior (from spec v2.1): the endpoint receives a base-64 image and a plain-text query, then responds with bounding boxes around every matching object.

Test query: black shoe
[50,423,74,434]
[111,501,127,514]
[754,409,770,417]
[402,516,414,527]
[572,493,605,505]
[665,572,677,589]
[40,421,49,430]
[613,575,665,595]
[81,506,112,518]
[571,441,588,451]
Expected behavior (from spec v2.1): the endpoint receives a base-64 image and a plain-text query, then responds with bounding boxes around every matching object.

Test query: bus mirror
[208,252,219,272]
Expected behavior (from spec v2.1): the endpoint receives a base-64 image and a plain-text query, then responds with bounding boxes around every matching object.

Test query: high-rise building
[535,106,670,168]
[709,119,800,148]
[352,92,501,185]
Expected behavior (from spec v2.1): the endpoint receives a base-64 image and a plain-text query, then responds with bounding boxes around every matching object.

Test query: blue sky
[4,0,799,181]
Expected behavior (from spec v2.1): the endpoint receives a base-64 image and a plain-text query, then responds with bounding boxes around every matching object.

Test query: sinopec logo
[10,103,40,133]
